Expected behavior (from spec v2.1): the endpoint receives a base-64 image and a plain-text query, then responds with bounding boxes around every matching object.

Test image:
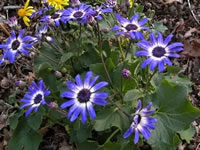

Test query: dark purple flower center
[137,115,141,123]
[152,46,166,58]
[125,24,138,31]
[73,11,83,18]
[34,94,43,104]
[77,89,91,103]
[51,14,60,19]
[12,40,20,50]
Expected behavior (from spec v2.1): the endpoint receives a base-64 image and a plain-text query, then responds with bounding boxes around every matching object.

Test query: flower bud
[16,80,26,88]
[71,0,81,7]
[122,68,131,78]
[48,102,58,108]
[46,36,54,43]
[54,71,62,78]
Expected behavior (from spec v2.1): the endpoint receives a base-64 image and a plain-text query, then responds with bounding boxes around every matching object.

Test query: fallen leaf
[181,39,200,57]
[184,27,200,38]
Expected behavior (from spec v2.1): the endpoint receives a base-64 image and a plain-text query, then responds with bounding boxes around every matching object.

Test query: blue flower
[62,3,93,24]
[104,0,117,8]
[60,71,108,124]
[20,80,51,117]
[123,100,157,144]
[112,14,149,40]
[0,29,35,64]
[89,5,113,21]
[136,33,184,72]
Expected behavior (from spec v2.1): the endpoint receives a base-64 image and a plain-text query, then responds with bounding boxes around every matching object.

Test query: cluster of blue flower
[0,0,183,144]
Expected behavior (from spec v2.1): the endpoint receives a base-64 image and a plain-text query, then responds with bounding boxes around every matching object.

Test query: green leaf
[60,52,73,63]
[178,125,195,143]
[8,117,42,150]
[9,111,24,130]
[105,141,121,150]
[148,80,200,150]
[152,22,168,34]
[124,89,144,102]
[76,141,103,150]
[27,107,45,130]
[94,108,129,131]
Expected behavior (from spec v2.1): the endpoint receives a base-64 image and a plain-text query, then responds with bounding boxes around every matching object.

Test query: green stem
[104,128,120,145]
[118,38,125,61]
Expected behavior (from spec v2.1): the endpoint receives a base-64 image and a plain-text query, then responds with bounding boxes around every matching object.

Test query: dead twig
[187,0,200,25]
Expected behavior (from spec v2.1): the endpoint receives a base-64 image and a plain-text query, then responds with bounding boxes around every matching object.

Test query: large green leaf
[148,80,200,150]
[94,108,129,131]
[8,117,42,150]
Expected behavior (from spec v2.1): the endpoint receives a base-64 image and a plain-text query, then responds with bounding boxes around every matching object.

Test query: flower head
[89,5,113,21]
[4,16,18,28]
[0,29,35,64]
[20,80,51,117]
[47,0,69,10]
[122,68,131,78]
[60,71,108,124]
[62,3,93,24]
[104,0,117,8]
[123,100,157,144]
[136,33,184,72]
[112,14,149,40]
[17,0,35,26]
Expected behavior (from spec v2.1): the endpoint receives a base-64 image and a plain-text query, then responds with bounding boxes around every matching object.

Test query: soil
[0,0,200,150]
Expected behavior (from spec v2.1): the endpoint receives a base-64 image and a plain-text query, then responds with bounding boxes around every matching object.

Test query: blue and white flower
[112,14,149,40]
[90,5,113,21]
[0,29,35,64]
[62,3,93,24]
[20,80,51,117]
[123,100,157,144]
[60,71,108,124]
[104,0,117,8]
[136,32,184,72]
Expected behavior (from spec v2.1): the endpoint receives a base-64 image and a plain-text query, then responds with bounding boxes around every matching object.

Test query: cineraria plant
[1,0,200,150]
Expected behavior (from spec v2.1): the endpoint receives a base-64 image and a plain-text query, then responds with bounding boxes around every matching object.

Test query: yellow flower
[17,0,35,26]
[129,0,134,8]
[47,0,69,10]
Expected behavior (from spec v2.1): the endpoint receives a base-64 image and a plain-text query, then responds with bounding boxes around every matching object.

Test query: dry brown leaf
[163,0,183,4]
[184,27,200,38]
[181,39,200,57]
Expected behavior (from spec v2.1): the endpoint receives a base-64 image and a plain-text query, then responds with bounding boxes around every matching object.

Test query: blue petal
[168,53,180,58]
[89,76,99,88]
[25,106,34,117]
[163,57,172,66]
[19,29,25,38]
[141,58,152,68]
[130,13,139,23]
[92,98,107,106]
[66,81,78,92]
[70,107,82,122]
[157,33,163,44]
[149,60,158,71]
[87,102,96,120]
[67,104,78,119]
[134,128,139,144]
[20,47,29,55]
[91,81,108,92]
[22,36,34,41]
[158,61,165,72]
[20,103,32,109]
[21,98,31,102]
[75,74,83,87]
[84,71,92,88]
[163,34,173,46]
[115,14,130,25]
[11,30,16,38]
[112,25,122,31]
[136,100,142,112]
[61,99,75,109]
[137,40,152,50]
[61,91,76,98]
[81,104,87,124]
[150,33,157,45]
[169,47,183,52]
[123,127,133,138]
[167,42,183,50]
[138,18,148,26]
[92,92,108,99]
[39,80,45,90]
[136,50,149,56]
[44,90,51,96]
